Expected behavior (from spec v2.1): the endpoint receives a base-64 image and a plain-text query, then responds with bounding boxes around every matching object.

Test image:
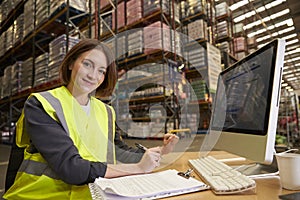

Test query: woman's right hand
[137,147,162,173]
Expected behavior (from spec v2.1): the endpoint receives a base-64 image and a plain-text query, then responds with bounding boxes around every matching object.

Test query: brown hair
[59,38,117,97]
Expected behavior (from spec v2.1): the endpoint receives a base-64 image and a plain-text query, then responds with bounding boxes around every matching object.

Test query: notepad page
[94,169,208,199]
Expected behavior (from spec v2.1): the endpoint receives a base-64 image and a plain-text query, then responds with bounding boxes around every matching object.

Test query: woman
[4,39,178,199]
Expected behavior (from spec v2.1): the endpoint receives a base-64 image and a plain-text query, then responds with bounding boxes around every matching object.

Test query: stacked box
[115,34,126,59]
[127,122,166,138]
[104,34,126,60]
[187,19,207,41]
[100,14,112,36]
[185,0,206,18]
[0,33,5,57]
[128,29,143,57]
[126,0,142,26]
[234,37,246,52]
[50,0,87,15]
[190,78,208,101]
[131,63,170,74]
[185,45,207,70]
[171,2,180,23]
[247,37,256,46]
[24,0,35,37]
[112,2,125,29]
[235,52,246,60]
[99,0,110,9]
[0,0,15,21]
[218,41,230,53]
[207,43,222,92]
[143,21,171,54]
[14,13,24,45]
[215,2,230,18]
[131,86,164,98]
[5,26,14,51]
[34,53,49,87]
[20,57,33,92]
[48,34,79,81]
[36,0,50,27]
[171,30,182,56]
[180,1,186,19]
[127,122,152,138]
[2,66,12,98]
[143,0,169,17]
[233,23,244,35]
[216,21,232,39]
[11,62,22,95]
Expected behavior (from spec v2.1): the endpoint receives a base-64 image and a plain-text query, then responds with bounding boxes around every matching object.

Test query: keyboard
[188,156,256,194]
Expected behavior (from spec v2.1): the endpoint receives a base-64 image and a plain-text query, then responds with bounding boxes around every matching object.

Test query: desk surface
[156,151,297,200]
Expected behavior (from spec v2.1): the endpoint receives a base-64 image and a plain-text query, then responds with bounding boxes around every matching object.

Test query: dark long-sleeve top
[23,96,144,185]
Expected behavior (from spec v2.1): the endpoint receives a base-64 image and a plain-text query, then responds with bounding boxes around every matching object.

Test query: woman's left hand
[160,133,179,155]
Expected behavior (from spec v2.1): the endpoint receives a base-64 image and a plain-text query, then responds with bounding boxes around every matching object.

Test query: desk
[156,151,297,200]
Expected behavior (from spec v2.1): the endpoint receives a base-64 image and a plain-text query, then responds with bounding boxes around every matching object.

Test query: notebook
[89,169,209,200]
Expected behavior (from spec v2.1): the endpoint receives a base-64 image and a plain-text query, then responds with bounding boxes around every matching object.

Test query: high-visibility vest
[4,86,116,200]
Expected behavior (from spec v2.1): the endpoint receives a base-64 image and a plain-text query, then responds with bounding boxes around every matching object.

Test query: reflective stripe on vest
[39,91,70,135]
[106,105,114,164]
[18,159,60,180]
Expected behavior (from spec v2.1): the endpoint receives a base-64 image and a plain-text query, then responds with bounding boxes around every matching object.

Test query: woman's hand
[137,147,162,173]
[160,133,179,155]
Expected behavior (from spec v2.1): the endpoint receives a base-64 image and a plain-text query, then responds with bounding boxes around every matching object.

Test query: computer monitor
[202,39,286,167]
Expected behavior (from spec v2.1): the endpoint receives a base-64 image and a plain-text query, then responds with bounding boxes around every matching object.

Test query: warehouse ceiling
[227,0,300,93]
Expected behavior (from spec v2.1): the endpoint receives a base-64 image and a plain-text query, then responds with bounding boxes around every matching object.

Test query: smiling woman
[67,49,108,105]
[3,39,179,200]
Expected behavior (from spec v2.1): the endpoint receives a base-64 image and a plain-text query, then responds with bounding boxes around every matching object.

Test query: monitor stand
[233,155,279,177]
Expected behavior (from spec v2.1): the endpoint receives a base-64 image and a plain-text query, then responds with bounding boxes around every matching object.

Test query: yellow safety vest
[4,86,116,200]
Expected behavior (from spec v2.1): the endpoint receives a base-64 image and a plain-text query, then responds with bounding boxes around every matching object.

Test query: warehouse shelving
[277,89,300,148]
[96,0,188,138]
[0,0,92,137]
[0,0,258,140]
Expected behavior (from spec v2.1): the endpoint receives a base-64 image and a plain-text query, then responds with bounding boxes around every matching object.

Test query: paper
[91,169,209,199]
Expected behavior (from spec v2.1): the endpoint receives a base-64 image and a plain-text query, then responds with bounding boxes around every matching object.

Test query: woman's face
[68,49,107,95]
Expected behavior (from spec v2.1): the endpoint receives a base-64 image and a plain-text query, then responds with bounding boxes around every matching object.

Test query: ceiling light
[282,33,297,40]
[286,44,300,51]
[267,0,287,8]
[286,39,299,46]
[244,9,290,30]
[233,0,287,22]
[285,74,295,78]
[255,27,296,43]
[285,48,300,56]
[285,57,300,63]
[230,0,251,11]
[286,77,297,81]
[278,26,295,35]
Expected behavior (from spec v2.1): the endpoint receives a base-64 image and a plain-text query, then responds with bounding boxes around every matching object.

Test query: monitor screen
[204,39,286,165]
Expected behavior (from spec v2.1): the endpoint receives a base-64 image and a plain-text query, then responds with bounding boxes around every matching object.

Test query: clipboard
[89,169,210,200]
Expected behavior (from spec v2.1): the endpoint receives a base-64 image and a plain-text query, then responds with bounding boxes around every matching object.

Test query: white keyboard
[188,156,256,194]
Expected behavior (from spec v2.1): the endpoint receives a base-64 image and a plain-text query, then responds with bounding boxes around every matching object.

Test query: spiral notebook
[89,169,209,200]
